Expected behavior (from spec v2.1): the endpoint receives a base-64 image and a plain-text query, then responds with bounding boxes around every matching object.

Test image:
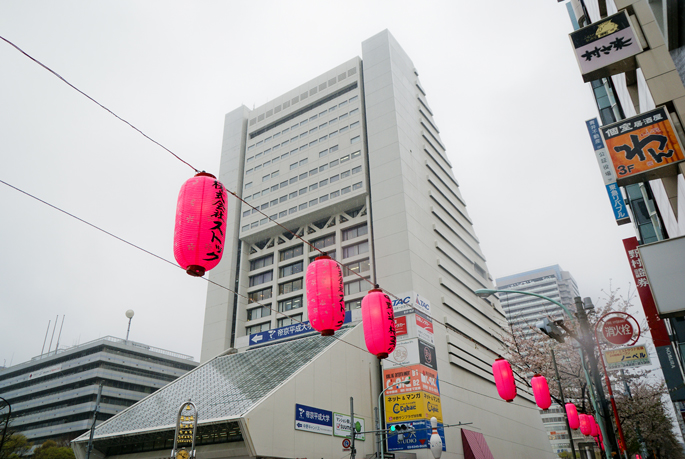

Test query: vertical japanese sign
[623,237,685,401]
[570,10,642,82]
[600,107,684,185]
[586,118,630,225]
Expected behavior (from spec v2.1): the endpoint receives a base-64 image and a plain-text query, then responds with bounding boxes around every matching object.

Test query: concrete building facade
[73,30,556,459]
[0,337,197,444]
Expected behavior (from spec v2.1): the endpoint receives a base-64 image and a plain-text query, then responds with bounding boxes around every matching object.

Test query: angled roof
[75,328,353,442]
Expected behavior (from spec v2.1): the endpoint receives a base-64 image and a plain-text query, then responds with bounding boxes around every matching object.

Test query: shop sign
[333,412,365,441]
[387,420,446,452]
[570,10,642,81]
[385,391,442,423]
[383,365,440,396]
[604,345,650,370]
[600,107,684,185]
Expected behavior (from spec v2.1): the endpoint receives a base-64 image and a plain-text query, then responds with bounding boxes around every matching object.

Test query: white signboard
[333,412,365,441]
[392,291,431,317]
[28,365,62,379]
[383,338,421,369]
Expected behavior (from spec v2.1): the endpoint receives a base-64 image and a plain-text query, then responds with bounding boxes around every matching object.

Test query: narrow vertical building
[74,30,555,459]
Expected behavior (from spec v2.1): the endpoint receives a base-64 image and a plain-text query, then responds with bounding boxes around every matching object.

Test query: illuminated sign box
[600,107,684,186]
[570,10,643,82]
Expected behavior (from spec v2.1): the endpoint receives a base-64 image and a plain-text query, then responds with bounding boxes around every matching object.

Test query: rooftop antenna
[54,316,65,352]
[47,315,58,354]
[40,320,51,357]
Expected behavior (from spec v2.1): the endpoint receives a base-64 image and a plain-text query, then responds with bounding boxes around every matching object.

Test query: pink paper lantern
[361,289,396,359]
[590,417,598,437]
[579,414,592,436]
[565,403,580,430]
[492,358,517,402]
[174,172,228,277]
[306,255,344,336]
[531,374,552,410]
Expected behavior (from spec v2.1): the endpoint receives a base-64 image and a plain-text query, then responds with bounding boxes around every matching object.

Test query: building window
[344,279,367,295]
[279,278,303,294]
[330,174,340,183]
[289,207,297,214]
[351,150,361,159]
[279,261,304,278]
[246,322,271,335]
[320,194,329,203]
[299,158,308,166]
[352,166,362,174]
[299,203,308,211]
[290,162,298,170]
[309,183,318,191]
[330,190,340,199]
[341,170,351,178]
[351,136,360,144]
[330,159,339,167]
[343,241,369,259]
[280,244,304,261]
[319,149,329,158]
[290,177,298,185]
[243,210,250,217]
[346,299,362,310]
[278,296,303,312]
[245,182,253,189]
[250,254,274,271]
[343,258,370,277]
[349,107,359,115]
[309,198,318,206]
[279,210,287,218]
[342,223,368,241]
[249,270,273,287]
[247,305,271,320]
[341,186,351,195]
[280,195,288,203]
[278,314,303,328]
[352,181,362,190]
[289,191,298,199]
[311,234,335,251]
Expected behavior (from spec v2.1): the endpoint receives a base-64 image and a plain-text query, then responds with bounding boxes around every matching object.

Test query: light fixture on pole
[378,378,410,459]
[125,309,135,342]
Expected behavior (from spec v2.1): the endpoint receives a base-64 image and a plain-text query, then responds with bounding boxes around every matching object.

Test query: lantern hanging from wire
[531,374,551,410]
[492,358,516,402]
[174,172,228,277]
[579,414,592,436]
[306,255,345,336]
[590,417,598,437]
[565,403,580,430]
[361,288,396,359]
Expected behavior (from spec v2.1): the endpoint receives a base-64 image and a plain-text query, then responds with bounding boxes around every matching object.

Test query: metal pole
[86,382,104,459]
[0,396,11,453]
[47,314,58,354]
[126,317,133,342]
[552,349,578,459]
[594,320,628,455]
[575,297,618,456]
[350,397,356,459]
[40,320,51,357]
[374,407,380,459]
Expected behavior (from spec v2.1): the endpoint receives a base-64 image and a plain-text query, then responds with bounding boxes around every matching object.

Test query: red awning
[462,428,494,459]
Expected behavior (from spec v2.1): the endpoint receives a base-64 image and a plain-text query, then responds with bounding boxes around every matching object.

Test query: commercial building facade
[74,30,556,459]
[0,336,197,444]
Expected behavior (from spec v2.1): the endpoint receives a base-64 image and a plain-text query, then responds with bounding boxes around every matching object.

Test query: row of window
[241,181,363,232]
[244,148,362,199]
[246,95,360,153]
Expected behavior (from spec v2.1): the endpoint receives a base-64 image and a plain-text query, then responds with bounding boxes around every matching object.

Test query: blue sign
[249,311,353,346]
[606,183,630,224]
[295,404,333,435]
[585,118,606,151]
[387,420,446,452]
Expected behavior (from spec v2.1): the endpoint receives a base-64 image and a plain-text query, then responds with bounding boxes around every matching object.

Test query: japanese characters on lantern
[361,289,396,359]
[173,173,227,277]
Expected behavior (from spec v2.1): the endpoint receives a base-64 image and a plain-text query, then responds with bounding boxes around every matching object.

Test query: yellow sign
[604,344,651,370]
[384,391,442,423]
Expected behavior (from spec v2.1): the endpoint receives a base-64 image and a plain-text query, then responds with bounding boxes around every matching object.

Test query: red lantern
[579,414,592,436]
[531,374,551,410]
[306,255,344,336]
[492,358,516,402]
[565,403,580,430]
[590,417,598,437]
[174,172,228,277]
[361,289,396,359]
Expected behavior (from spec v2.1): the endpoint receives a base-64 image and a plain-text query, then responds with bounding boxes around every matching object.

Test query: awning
[461,428,494,459]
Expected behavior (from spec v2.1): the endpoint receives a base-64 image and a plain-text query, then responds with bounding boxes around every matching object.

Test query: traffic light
[390,423,415,441]
[536,317,565,343]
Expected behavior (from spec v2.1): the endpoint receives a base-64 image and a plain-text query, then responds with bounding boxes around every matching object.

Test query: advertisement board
[385,391,442,423]
[600,107,684,185]
[383,339,437,371]
[415,313,435,345]
[570,10,643,82]
[333,412,365,441]
[295,404,333,435]
[383,365,440,396]
[604,345,651,370]
[387,420,446,452]
[392,291,432,318]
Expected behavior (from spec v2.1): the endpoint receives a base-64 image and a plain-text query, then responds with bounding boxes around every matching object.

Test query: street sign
[602,316,634,345]
[294,404,333,435]
[604,344,651,370]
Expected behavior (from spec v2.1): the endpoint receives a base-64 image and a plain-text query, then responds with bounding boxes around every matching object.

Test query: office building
[496,265,580,339]
[0,336,197,444]
[73,30,555,459]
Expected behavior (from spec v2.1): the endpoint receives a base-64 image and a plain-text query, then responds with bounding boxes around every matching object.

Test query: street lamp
[125,309,135,342]
[378,378,410,459]
[475,288,617,457]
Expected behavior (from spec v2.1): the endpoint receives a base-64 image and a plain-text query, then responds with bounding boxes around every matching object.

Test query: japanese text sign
[602,317,634,345]
[604,345,650,370]
[387,420,446,452]
[600,107,684,185]
[333,412,365,441]
[570,10,642,81]
[385,391,443,423]
[295,404,333,435]
[383,365,440,396]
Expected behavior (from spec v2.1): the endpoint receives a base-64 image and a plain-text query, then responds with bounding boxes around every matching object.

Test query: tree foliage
[34,440,75,459]
[0,433,32,459]
[501,285,685,459]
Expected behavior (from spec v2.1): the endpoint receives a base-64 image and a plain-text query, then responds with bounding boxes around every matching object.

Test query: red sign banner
[602,316,634,345]
[395,316,407,336]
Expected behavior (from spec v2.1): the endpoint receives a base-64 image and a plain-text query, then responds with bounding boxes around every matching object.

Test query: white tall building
[73,30,555,459]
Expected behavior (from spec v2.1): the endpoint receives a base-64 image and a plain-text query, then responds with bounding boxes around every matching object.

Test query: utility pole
[575,297,619,455]
[552,349,578,459]
[86,381,104,459]
[350,397,357,459]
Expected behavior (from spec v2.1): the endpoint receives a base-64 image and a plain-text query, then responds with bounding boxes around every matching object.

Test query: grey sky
[0,1,641,366]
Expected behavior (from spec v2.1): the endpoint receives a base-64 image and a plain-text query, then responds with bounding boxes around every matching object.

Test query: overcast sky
[0,1,644,366]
